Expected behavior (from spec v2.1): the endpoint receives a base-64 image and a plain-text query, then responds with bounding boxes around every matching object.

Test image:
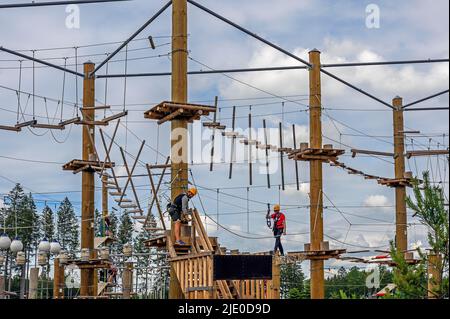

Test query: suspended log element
[31,123,65,130]
[263,119,271,189]
[406,149,449,158]
[75,120,109,126]
[59,116,81,126]
[229,106,237,179]
[102,111,128,123]
[248,112,253,185]
[351,149,395,158]
[292,125,300,191]
[80,105,111,111]
[15,120,37,128]
[209,97,219,172]
[144,101,216,123]
[279,122,285,191]
[0,125,21,132]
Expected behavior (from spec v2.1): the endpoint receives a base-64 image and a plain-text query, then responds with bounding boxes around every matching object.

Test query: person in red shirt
[267,204,286,256]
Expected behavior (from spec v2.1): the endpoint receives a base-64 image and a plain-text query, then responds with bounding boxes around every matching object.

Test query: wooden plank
[157,108,184,125]
[0,125,21,132]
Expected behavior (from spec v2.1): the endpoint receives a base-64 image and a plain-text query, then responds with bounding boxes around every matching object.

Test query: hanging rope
[74,47,79,117]
[61,58,67,122]
[16,60,23,124]
[32,50,36,120]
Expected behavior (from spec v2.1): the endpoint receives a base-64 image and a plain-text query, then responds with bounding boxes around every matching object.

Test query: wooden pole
[53,258,61,299]
[28,268,39,299]
[271,256,280,299]
[122,262,133,299]
[102,174,108,237]
[309,49,325,299]
[428,254,442,299]
[0,275,4,299]
[169,0,188,300]
[393,96,408,253]
[80,61,96,298]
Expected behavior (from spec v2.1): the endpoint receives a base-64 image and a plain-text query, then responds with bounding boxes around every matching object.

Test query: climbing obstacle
[144,101,217,124]
[145,209,281,299]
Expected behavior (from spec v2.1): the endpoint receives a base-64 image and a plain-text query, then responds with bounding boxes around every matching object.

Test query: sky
[0,0,449,276]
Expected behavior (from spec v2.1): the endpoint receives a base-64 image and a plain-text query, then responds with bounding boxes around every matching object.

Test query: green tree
[389,241,427,299]
[406,171,449,299]
[56,197,79,256]
[117,212,133,251]
[280,263,306,299]
[41,205,55,241]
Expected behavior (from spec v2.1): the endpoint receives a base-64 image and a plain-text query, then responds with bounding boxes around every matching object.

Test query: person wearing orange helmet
[267,204,286,256]
[169,187,198,245]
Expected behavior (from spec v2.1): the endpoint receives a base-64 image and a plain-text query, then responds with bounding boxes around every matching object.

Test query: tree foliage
[56,197,79,256]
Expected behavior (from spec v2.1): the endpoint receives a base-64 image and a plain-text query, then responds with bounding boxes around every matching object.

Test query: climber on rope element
[167,187,198,245]
[266,204,286,256]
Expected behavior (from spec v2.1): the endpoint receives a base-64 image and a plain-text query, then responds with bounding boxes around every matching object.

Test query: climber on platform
[266,204,286,256]
[168,187,198,246]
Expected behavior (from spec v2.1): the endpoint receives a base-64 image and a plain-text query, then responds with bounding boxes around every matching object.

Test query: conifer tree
[56,197,79,256]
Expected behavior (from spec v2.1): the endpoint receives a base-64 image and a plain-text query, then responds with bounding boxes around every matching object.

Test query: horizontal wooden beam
[15,120,37,128]
[59,117,81,126]
[31,123,65,130]
[164,102,217,113]
[406,150,449,158]
[0,125,21,132]
[157,108,184,125]
[102,111,128,123]
[351,149,394,158]
[80,106,111,111]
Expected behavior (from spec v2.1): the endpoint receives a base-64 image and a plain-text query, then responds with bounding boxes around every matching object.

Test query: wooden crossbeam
[158,108,184,125]
[80,106,111,111]
[31,123,65,130]
[59,117,81,126]
[0,125,21,132]
[102,111,128,123]
[15,120,37,128]
[75,120,109,126]
[164,102,216,113]
[351,148,394,158]
[406,149,449,158]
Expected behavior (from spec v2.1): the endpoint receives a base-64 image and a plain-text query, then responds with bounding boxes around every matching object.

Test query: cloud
[363,195,391,208]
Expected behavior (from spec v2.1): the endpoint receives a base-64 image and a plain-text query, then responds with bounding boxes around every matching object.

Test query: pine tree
[280,263,306,299]
[56,197,79,256]
[117,212,134,250]
[41,205,55,241]
[94,208,101,236]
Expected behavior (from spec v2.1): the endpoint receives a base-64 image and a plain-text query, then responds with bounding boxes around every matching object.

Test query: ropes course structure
[0,0,448,301]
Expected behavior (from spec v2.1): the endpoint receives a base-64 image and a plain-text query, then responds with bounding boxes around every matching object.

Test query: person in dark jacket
[169,188,198,245]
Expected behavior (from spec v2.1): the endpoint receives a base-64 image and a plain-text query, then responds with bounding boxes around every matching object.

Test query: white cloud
[363,195,391,208]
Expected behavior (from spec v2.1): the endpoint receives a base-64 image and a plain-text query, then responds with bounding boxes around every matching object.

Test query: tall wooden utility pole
[308,49,325,299]
[169,0,188,299]
[80,61,96,297]
[392,96,408,253]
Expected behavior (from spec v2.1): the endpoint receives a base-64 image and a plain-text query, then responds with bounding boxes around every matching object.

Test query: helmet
[188,188,198,196]
[274,204,281,212]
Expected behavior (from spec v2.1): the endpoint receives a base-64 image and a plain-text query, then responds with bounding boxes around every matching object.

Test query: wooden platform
[377,177,416,188]
[288,148,345,162]
[63,159,114,174]
[144,101,216,124]
[68,259,112,269]
[144,233,218,252]
[288,249,347,261]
